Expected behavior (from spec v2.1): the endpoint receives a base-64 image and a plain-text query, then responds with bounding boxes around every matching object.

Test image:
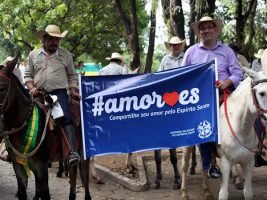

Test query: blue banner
[80,61,219,158]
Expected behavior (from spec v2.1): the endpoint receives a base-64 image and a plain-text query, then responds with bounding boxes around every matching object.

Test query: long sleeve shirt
[99,62,123,75]
[181,41,243,87]
[158,52,184,72]
[24,47,78,92]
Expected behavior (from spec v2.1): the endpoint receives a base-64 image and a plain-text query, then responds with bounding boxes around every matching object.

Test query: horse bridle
[251,79,267,120]
[0,73,29,137]
[225,79,267,154]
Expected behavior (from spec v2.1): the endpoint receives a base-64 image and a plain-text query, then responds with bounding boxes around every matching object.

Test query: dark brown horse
[0,55,91,200]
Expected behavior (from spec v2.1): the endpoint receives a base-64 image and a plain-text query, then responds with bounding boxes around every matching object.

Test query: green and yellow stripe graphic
[16,105,39,177]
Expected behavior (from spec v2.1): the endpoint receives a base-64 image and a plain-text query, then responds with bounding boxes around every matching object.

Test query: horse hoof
[181,195,190,200]
[205,195,214,200]
[173,182,181,189]
[190,167,195,175]
[235,182,244,190]
[56,172,62,178]
[96,179,105,185]
[152,182,160,189]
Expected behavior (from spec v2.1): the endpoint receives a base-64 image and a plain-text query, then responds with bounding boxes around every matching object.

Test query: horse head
[0,53,32,131]
[243,67,267,123]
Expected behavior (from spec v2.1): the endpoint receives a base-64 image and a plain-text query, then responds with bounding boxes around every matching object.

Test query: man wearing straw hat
[158,36,185,71]
[24,25,80,167]
[99,52,125,75]
[181,16,243,179]
[252,49,264,72]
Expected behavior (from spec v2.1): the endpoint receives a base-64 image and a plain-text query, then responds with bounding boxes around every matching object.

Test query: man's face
[43,35,60,53]
[170,43,183,55]
[198,21,217,42]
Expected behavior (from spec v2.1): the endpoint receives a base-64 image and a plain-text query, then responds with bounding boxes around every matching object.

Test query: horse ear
[242,67,258,80]
[6,53,20,73]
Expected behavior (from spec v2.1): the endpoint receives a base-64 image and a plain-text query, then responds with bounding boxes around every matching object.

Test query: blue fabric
[49,89,72,126]
[80,61,219,158]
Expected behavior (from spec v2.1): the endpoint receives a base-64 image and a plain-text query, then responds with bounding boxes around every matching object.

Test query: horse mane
[11,72,30,100]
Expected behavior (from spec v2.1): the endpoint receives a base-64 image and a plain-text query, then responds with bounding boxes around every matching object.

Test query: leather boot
[63,125,80,167]
[255,154,267,167]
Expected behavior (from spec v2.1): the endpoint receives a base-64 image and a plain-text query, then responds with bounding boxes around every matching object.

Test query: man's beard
[46,44,58,53]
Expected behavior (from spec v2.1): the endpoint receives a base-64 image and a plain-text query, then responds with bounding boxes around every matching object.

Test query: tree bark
[145,6,156,73]
[114,0,140,70]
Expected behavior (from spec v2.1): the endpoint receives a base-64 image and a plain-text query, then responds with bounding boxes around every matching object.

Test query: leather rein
[224,79,267,154]
[0,73,28,137]
[0,72,51,158]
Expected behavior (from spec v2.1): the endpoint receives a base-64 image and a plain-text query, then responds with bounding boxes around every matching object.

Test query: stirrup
[67,151,80,167]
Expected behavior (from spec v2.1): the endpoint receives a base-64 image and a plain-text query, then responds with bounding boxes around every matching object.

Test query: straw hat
[105,52,124,62]
[191,16,223,36]
[36,25,68,39]
[254,49,265,59]
[2,56,13,67]
[164,36,185,50]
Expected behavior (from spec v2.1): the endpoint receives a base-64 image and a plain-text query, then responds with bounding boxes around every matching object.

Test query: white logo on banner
[197,120,212,139]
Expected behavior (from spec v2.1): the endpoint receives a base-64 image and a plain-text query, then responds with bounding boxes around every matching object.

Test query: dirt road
[0,151,267,200]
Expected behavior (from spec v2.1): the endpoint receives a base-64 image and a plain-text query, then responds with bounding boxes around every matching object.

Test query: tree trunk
[161,0,185,39]
[235,0,256,58]
[189,0,196,46]
[145,4,157,73]
[114,0,140,70]
[169,0,185,39]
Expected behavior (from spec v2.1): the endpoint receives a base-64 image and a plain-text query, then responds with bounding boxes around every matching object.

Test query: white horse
[219,67,267,200]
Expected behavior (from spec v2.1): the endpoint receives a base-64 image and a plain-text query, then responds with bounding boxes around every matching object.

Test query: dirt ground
[94,148,267,200]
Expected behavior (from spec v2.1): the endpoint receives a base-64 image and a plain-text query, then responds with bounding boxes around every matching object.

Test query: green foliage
[0,0,148,64]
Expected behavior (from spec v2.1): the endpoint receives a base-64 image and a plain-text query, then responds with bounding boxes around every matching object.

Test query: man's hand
[29,87,39,96]
[216,79,233,90]
[70,88,81,101]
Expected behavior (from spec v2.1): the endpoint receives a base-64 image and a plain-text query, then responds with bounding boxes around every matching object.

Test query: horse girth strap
[5,108,51,159]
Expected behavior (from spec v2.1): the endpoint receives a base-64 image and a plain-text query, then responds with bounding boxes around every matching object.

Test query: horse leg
[189,145,197,175]
[35,162,51,200]
[169,148,181,189]
[231,164,243,190]
[218,156,232,200]
[126,153,137,174]
[13,163,28,200]
[180,147,191,200]
[56,161,64,177]
[153,150,162,189]
[201,170,213,200]
[241,159,254,200]
[90,157,104,184]
[69,165,78,200]
[80,158,92,200]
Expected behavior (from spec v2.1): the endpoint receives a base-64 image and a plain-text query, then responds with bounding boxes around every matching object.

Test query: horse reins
[0,73,51,158]
[224,80,267,154]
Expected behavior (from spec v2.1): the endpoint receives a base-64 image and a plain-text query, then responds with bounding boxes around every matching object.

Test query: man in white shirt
[99,52,124,75]
[251,49,264,72]
[158,36,185,72]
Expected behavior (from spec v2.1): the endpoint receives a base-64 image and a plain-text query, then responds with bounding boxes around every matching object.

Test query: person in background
[24,24,80,167]
[99,52,124,75]
[229,43,250,68]
[181,16,243,179]
[158,36,185,71]
[251,49,264,72]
